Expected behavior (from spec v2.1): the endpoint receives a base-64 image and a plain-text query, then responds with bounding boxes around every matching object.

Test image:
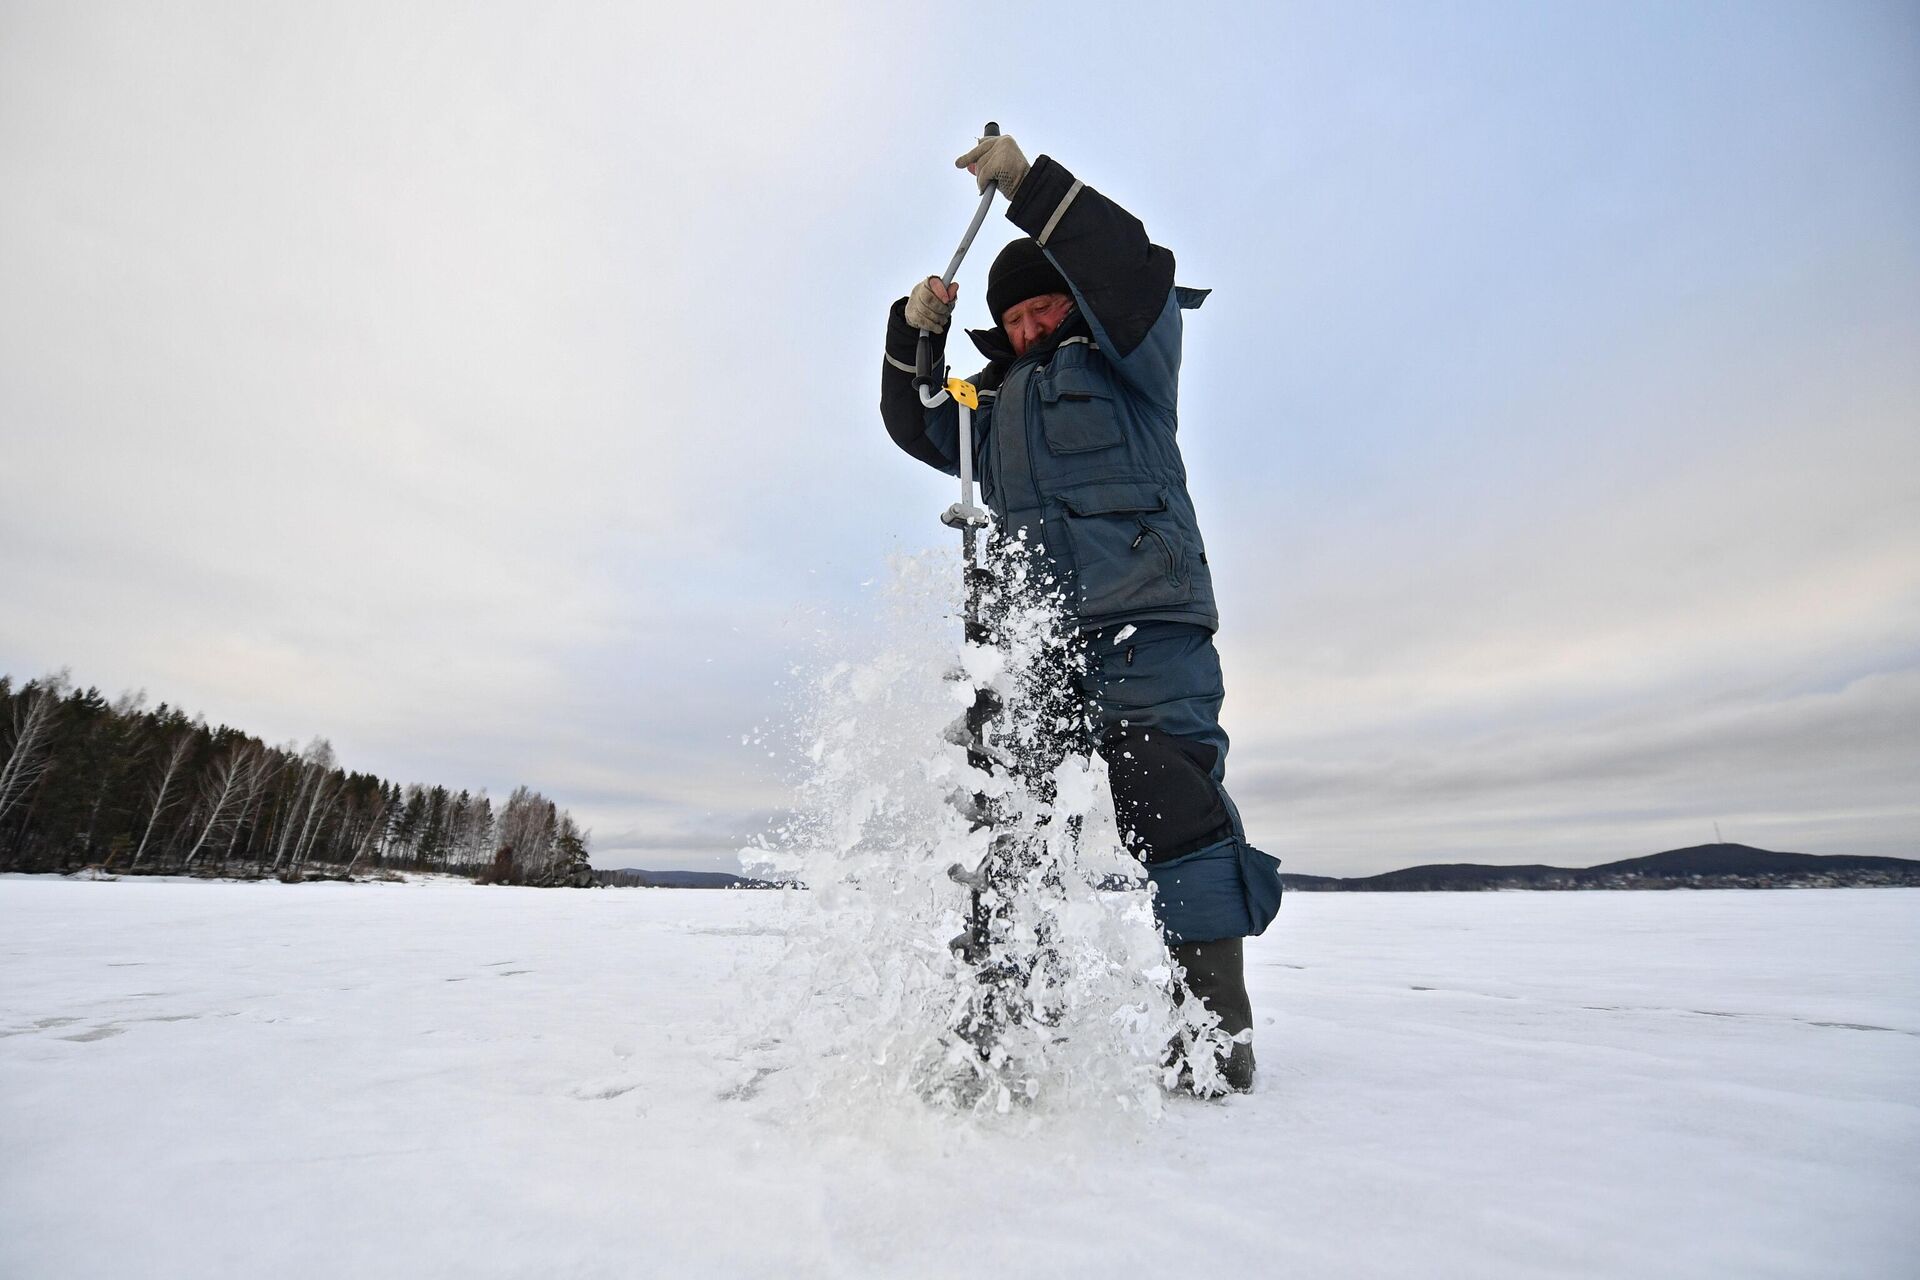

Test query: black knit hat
[987,237,1069,323]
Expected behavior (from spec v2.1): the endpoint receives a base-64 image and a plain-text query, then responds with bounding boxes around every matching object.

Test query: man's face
[1002,293,1075,358]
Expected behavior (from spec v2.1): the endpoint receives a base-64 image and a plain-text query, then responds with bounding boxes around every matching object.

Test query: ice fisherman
[879,134,1283,1091]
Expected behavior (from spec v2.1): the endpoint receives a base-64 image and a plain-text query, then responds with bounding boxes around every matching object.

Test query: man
[879,134,1282,1092]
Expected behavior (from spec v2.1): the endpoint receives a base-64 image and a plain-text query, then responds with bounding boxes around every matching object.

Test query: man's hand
[955,134,1029,199]
[906,276,958,333]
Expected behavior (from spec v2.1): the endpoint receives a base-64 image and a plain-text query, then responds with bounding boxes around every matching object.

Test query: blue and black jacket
[881,155,1216,634]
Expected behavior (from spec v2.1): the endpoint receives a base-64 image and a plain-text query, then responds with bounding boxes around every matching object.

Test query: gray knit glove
[955,134,1029,199]
[905,276,956,333]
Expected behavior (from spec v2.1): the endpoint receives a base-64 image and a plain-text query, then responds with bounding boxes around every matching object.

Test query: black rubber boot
[1173,937,1255,1092]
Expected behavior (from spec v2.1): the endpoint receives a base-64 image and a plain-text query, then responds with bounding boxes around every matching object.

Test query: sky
[2,1,1915,876]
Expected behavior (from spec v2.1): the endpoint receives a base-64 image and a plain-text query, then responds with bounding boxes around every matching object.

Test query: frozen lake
[2,878,1915,1278]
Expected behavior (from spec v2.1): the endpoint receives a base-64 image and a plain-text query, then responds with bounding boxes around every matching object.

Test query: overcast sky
[3,1,1915,875]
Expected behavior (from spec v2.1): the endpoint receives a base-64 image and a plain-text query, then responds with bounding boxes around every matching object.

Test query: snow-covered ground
[2,878,1915,1278]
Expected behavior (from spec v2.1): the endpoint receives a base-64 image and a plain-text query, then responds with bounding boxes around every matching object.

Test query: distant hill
[592,868,785,890]
[1281,844,1920,892]
[594,844,1918,892]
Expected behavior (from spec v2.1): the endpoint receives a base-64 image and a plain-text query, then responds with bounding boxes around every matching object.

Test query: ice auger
[912,122,1032,1059]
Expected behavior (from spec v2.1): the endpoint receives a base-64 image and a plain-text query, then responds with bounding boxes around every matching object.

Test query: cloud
[2,3,1915,875]
[1230,665,1920,875]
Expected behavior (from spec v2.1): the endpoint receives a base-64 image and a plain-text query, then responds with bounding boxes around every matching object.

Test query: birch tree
[343,787,393,876]
[223,747,282,867]
[461,792,495,872]
[1,666,591,882]
[285,747,340,871]
[185,743,259,867]
[498,787,561,880]
[272,739,334,870]
[126,731,195,868]
[0,672,67,828]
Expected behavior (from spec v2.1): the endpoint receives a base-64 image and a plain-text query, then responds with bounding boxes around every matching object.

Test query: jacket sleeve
[880,296,961,476]
[1006,155,1182,411]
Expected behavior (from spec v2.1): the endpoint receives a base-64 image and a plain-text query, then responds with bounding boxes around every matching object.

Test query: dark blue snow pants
[1081,622,1284,944]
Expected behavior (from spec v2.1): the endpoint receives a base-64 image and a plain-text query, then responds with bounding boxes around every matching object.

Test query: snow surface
[2,878,1916,1279]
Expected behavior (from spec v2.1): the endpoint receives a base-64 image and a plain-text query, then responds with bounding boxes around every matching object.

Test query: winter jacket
[881,155,1217,634]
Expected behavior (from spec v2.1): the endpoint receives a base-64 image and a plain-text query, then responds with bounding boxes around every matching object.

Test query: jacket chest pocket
[1036,367,1125,454]
[1058,482,1194,618]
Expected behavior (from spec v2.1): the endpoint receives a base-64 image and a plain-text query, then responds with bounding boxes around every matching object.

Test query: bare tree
[124,731,195,868]
[268,765,314,869]
[184,743,260,867]
[0,671,68,828]
[442,791,495,874]
[498,786,558,880]
[289,770,341,870]
[271,739,333,871]
[0,668,593,883]
[222,747,283,866]
[343,788,393,876]
[460,792,495,872]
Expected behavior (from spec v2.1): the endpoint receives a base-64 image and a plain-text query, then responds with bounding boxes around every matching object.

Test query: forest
[0,671,591,885]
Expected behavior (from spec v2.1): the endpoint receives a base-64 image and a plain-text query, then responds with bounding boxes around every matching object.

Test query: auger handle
[915,121,1001,402]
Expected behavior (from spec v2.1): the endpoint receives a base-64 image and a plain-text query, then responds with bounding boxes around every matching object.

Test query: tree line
[0,671,591,885]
